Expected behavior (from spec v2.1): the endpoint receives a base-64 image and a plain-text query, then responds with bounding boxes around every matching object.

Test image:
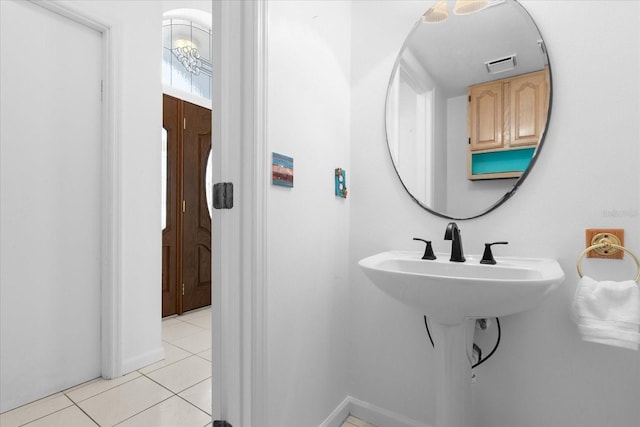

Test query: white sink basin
[359,250,565,325]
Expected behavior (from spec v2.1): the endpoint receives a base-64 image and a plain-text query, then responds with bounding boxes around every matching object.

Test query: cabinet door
[509,69,549,147]
[469,81,503,151]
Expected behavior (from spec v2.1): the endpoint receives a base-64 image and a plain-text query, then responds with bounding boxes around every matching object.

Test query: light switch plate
[335,168,347,198]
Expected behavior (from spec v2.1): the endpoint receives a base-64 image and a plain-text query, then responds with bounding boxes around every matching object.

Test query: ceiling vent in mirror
[485,55,517,74]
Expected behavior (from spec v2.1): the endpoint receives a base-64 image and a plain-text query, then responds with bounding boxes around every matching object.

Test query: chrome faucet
[444,222,465,262]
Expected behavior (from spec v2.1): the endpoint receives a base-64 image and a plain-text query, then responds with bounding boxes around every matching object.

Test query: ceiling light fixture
[423,0,491,24]
[453,0,490,15]
[423,0,449,23]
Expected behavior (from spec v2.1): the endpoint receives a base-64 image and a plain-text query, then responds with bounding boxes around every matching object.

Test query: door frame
[32,0,122,379]
[211,0,268,425]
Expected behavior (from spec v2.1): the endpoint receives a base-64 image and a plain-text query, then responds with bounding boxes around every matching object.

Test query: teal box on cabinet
[471,147,535,176]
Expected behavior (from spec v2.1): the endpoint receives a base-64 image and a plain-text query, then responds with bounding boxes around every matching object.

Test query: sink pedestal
[431,320,474,427]
[358,251,565,427]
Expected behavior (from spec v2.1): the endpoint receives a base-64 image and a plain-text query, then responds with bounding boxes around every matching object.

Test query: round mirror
[386,0,551,219]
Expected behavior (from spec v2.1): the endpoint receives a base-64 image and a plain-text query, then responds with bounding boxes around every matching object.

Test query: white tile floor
[341,416,377,427]
[1,306,376,427]
[1,307,213,427]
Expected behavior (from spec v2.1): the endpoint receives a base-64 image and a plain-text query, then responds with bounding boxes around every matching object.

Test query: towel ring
[577,241,640,282]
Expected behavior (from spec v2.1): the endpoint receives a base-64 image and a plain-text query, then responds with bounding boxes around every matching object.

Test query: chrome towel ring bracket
[577,237,640,282]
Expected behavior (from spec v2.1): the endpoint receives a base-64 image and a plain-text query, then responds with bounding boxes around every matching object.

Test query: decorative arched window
[162,9,212,101]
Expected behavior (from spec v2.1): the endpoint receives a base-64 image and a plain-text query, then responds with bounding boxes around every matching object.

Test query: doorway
[162,94,212,317]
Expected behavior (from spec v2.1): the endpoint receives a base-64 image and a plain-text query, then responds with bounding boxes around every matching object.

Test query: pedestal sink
[358,251,565,427]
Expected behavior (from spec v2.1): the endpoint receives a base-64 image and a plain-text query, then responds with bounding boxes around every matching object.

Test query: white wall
[266,1,351,426]
[57,0,164,374]
[163,0,211,14]
[350,1,639,426]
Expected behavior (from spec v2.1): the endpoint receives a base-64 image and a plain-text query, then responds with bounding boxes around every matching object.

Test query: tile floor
[1,306,376,427]
[1,308,213,427]
[341,416,377,427]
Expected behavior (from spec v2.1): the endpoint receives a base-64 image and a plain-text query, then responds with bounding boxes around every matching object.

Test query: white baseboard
[319,397,352,427]
[120,346,165,375]
[320,396,430,427]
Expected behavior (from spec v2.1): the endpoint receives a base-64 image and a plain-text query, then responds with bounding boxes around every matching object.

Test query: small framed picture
[272,152,294,187]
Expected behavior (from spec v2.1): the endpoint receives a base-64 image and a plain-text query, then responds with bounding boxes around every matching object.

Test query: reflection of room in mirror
[467,67,549,180]
[385,0,551,220]
[387,65,436,206]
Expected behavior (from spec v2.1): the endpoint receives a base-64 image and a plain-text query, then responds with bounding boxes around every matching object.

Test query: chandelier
[172,45,212,77]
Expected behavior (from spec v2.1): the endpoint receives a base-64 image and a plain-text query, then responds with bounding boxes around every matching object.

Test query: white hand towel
[571,275,640,351]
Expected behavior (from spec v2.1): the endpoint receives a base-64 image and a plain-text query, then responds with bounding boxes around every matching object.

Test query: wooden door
[182,102,212,312]
[162,95,181,317]
[162,95,212,316]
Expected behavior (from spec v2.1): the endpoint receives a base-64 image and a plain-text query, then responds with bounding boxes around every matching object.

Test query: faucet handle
[413,238,437,260]
[480,241,509,265]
